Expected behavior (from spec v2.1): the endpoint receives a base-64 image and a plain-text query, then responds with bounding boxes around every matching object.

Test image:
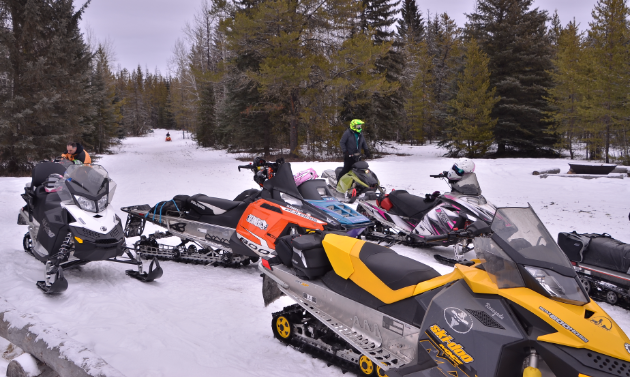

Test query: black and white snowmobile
[260,206,630,376]
[18,160,162,294]
[558,231,630,307]
[320,155,383,203]
[121,159,343,266]
[357,159,496,260]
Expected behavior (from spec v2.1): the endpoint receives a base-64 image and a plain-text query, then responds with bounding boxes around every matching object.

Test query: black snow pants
[337,155,356,182]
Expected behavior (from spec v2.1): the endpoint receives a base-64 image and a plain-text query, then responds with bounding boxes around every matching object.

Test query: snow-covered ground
[1,131,629,376]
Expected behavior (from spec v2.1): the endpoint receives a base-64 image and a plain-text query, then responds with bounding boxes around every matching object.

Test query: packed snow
[0,131,629,376]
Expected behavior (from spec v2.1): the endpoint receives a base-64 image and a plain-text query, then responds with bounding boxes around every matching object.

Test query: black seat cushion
[359,242,440,291]
[188,194,241,215]
[298,179,334,200]
[31,162,66,188]
[388,190,436,219]
[184,202,248,228]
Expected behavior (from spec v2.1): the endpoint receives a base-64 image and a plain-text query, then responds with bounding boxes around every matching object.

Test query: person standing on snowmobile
[62,142,91,164]
[337,119,371,180]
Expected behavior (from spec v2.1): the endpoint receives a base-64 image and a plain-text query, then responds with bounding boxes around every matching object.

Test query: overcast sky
[79,0,598,76]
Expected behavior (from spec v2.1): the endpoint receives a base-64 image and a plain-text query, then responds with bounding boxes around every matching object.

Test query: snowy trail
[1,131,629,376]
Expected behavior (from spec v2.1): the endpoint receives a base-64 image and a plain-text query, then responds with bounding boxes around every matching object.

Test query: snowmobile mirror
[467,220,491,237]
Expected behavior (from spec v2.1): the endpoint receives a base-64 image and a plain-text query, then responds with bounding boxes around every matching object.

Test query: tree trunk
[289,92,299,157]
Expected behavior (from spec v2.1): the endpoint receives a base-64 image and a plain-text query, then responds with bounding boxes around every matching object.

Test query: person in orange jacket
[61,142,91,164]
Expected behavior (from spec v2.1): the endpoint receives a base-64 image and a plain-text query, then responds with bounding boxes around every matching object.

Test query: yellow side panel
[412,269,464,296]
[322,234,361,279]
[348,244,416,304]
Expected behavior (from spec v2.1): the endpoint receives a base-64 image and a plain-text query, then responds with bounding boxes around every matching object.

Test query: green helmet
[350,119,365,133]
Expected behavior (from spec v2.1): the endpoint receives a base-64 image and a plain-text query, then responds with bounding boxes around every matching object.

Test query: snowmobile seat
[322,234,440,304]
[233,188,261,203]
[298,179,334,200]
[388,190,437,219]
[30,162,66,189]
[188,194,241,215]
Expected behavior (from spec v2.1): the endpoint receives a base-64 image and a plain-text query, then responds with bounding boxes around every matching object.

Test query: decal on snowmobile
[280,205,325,224]
[204,233,229,245]
[428,324,475,365]
[590,316,612,331]
[302,293,317,303]
[382,316,404,336]
[238,231,274,255]
[625,343,630,354]
[41,218,55,238]
[539,306,589,343]
[246,214,268,230]
[191,200,206,210]
[485,303,505,320]
[444,307,473,334]
[170,223,186,232]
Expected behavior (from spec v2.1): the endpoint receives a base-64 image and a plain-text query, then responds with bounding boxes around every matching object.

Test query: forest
[1,0,630,174]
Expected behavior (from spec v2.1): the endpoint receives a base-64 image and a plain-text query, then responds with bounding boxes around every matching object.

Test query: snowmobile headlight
[280,192,303,206]
[97,195,108,211]
[74,195,96,212]
[524,266,589,305]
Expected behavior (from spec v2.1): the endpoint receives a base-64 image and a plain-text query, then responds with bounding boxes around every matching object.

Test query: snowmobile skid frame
[121,205,256,267]
[575,264,630,308]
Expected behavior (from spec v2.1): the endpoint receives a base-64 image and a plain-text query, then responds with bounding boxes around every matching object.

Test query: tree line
[1,0,629,175]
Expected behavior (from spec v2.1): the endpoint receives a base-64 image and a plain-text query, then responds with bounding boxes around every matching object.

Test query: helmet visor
[452,164,465,177]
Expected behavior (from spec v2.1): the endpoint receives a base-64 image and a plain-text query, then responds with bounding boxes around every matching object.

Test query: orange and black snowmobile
[121,159,342,266]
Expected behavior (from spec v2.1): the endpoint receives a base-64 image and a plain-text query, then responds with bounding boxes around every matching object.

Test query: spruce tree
[445,38,500,157]
[196,82,217,148]
[585,0,630,163]
[545,21,584,159]
[405,40,434,143]
[397,0,424,42]
[467,0,556,154]
[0,0,94,173]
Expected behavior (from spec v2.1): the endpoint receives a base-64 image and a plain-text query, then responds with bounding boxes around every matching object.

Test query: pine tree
[445,38,499,157]
[585,0,630,163]
[544,21,584,159]
[0,0,94,173]
[467,0,556,155]
[397,0,424,42]
[196,82,217,147]
[425,13,462,142]
[405,40,434,143]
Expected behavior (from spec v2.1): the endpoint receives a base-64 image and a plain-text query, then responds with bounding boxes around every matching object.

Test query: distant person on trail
[166,131,170,137]
[62,142,91,164]
[337,119,371,181]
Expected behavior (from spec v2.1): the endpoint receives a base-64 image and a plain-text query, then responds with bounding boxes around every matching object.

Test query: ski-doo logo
[246,214,268,230]
[42,219,55,238]
[428,324,474,364]
[280,205,325,224]
[590,316,612,331]
[539,306,589,343]
[444,307,473,334]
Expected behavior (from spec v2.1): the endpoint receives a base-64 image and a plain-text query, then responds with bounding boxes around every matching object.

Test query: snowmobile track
[272,304,367,376]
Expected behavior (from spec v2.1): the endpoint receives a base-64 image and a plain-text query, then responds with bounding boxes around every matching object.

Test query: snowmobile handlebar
[429,171,448,179]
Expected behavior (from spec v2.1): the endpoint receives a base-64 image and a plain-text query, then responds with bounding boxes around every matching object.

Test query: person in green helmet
[337,119,371,180]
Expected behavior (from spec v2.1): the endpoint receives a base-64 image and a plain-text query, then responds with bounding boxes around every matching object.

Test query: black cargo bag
[558,232,630,274]
[583,235,630,274]
[290,233,332,280]
[557,232,592,262]
[275,234,300,267]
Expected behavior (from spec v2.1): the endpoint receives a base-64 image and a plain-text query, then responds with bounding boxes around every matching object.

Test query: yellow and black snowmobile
[260,206,630,376]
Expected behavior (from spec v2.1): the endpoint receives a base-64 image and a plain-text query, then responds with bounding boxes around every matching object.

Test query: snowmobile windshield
[263,162,305,202]
[479,207,588,305]
[57,165,114,213]
[491,207,572,268]
[451,173,481,195]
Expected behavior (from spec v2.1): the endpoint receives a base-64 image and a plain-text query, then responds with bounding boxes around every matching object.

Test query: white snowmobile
[259,206,630,376]
[357,158,496,260]
[18,160,162,294]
